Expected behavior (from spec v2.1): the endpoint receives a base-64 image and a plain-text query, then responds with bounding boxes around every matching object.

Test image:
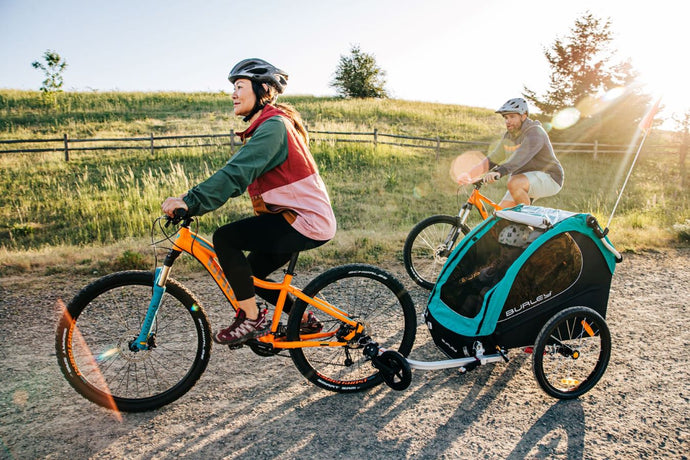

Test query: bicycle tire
[55,270,212,412]
[532,306,611,400]
[403,214,470,290]
[286,264,416,392]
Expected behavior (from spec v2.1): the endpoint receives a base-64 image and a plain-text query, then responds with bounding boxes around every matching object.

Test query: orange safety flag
[638,98,661,134]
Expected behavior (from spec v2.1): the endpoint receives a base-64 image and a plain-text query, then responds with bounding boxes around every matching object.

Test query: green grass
[0,90,687,276]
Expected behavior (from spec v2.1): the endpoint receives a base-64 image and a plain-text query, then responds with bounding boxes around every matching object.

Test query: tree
[32,50,68,104]
[524,12,651,143]
[331,45,388,98]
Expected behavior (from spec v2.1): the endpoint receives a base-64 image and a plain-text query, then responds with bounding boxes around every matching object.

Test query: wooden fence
[0,129,677,161]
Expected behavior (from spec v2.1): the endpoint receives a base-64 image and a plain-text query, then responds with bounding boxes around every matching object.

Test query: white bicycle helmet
[496,98,529,115]
[228,58,288,94]
[498,224,533,248]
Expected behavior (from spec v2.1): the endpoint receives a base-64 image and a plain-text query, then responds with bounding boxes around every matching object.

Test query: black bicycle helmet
[228,58,288,94]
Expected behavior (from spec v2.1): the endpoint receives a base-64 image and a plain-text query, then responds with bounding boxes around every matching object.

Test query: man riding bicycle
[470,98,564,207]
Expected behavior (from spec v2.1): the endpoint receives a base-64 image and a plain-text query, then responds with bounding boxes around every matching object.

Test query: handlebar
[165,208,193,227]
[458,166,498,188]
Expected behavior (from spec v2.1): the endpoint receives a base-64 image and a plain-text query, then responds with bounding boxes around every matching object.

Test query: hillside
[0,90,687,275]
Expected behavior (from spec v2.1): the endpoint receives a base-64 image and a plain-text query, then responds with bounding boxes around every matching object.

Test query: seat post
[285,252,300,275]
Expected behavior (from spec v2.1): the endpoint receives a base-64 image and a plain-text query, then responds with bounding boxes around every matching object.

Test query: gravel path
[1,249,688,459]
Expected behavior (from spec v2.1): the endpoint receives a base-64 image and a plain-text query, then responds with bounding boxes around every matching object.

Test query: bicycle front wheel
[55,271,211,412]
[403,215,469,290]
[287,264,416,392]
[532,306,611,400]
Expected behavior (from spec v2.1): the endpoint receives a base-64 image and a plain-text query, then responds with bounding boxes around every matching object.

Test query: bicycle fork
[434,204,471,257]
[457,202,473,228]
[130,249,181,351]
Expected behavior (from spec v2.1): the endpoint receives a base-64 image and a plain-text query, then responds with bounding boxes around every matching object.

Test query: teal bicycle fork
[130,249,181,351]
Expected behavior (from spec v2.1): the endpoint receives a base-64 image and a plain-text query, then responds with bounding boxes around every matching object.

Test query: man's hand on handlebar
[482,171,501,184]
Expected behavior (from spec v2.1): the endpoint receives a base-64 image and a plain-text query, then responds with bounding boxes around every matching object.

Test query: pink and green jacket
[183,105,337,241]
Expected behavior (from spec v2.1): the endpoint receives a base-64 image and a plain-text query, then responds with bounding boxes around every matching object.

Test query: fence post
[373,128,378,149]
[63,133,69,161]
[436,135,441,162]
[150,133,155,157]
[230,129,235,153]
[593,140,598,160]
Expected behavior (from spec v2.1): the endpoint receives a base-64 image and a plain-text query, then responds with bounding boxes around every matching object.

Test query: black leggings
[212,213,328,311]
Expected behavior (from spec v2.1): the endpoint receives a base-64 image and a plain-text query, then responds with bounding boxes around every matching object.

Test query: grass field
[1,90,687,275]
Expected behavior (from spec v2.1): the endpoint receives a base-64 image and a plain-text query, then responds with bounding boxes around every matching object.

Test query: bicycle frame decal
[173,227,238,305]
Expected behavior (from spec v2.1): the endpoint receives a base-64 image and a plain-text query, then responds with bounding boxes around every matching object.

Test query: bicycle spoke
[56,271,211,411]
[288,264,416,392]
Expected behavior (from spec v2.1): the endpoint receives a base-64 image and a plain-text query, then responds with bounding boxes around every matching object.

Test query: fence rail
[0,128,677,161]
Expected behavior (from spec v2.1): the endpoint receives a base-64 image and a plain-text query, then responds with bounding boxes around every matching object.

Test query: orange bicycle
[403,180,502,290]
[56,212,416,412]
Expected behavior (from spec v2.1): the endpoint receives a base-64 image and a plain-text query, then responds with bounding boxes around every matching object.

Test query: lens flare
[58,299,123,421]
[97,347,121,362]
[551,108,581,130]
[412,185,426,199]
[449,150,488,184]
[575,95,602,118]
[601,86,626,102]
[576,87,627,118]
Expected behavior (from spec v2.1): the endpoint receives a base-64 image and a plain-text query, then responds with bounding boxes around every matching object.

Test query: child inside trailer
[440,222,541,318]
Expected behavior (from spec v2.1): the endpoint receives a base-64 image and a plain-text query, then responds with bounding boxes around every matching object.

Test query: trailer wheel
[532,306,611,399]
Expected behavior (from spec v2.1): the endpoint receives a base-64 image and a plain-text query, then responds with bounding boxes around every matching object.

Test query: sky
[0,0,687,129]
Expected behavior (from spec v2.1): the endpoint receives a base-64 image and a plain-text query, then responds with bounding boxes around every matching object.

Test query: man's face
[503,113,527,133]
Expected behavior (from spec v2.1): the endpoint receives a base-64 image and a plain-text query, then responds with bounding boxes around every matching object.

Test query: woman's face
[232,78,256,117]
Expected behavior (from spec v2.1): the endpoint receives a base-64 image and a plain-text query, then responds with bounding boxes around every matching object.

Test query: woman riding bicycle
[162,58,337,346]
[466,98,564,207]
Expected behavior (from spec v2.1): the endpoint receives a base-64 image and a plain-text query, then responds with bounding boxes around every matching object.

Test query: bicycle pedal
[227,343,244,350]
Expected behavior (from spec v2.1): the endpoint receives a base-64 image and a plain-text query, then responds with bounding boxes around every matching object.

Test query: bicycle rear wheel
[287,264,416,392]
[403,214,469,290]
[55,270,211,412]
[532,306,611,399]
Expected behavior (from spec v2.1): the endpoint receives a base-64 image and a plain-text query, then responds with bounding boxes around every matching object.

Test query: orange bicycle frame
[164,224,363,350]
[456,183,503,228]
[467,187,501,220]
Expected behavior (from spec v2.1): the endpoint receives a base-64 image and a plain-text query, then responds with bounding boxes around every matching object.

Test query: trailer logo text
[505,291,552,318]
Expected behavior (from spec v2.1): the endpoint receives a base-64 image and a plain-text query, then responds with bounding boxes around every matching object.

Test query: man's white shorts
[502,171,562,202]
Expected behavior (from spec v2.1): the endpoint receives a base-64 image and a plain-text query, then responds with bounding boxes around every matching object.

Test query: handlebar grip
[173,208,189,219]
[164,208,190,227]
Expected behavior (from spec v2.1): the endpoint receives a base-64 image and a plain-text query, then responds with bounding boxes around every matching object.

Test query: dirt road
[1,250,688,459]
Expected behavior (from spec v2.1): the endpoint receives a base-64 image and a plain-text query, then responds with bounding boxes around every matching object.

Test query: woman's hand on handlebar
[162,197,188,218]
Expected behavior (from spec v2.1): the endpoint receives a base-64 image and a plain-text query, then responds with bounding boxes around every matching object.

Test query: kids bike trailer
[377,205,622,399]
